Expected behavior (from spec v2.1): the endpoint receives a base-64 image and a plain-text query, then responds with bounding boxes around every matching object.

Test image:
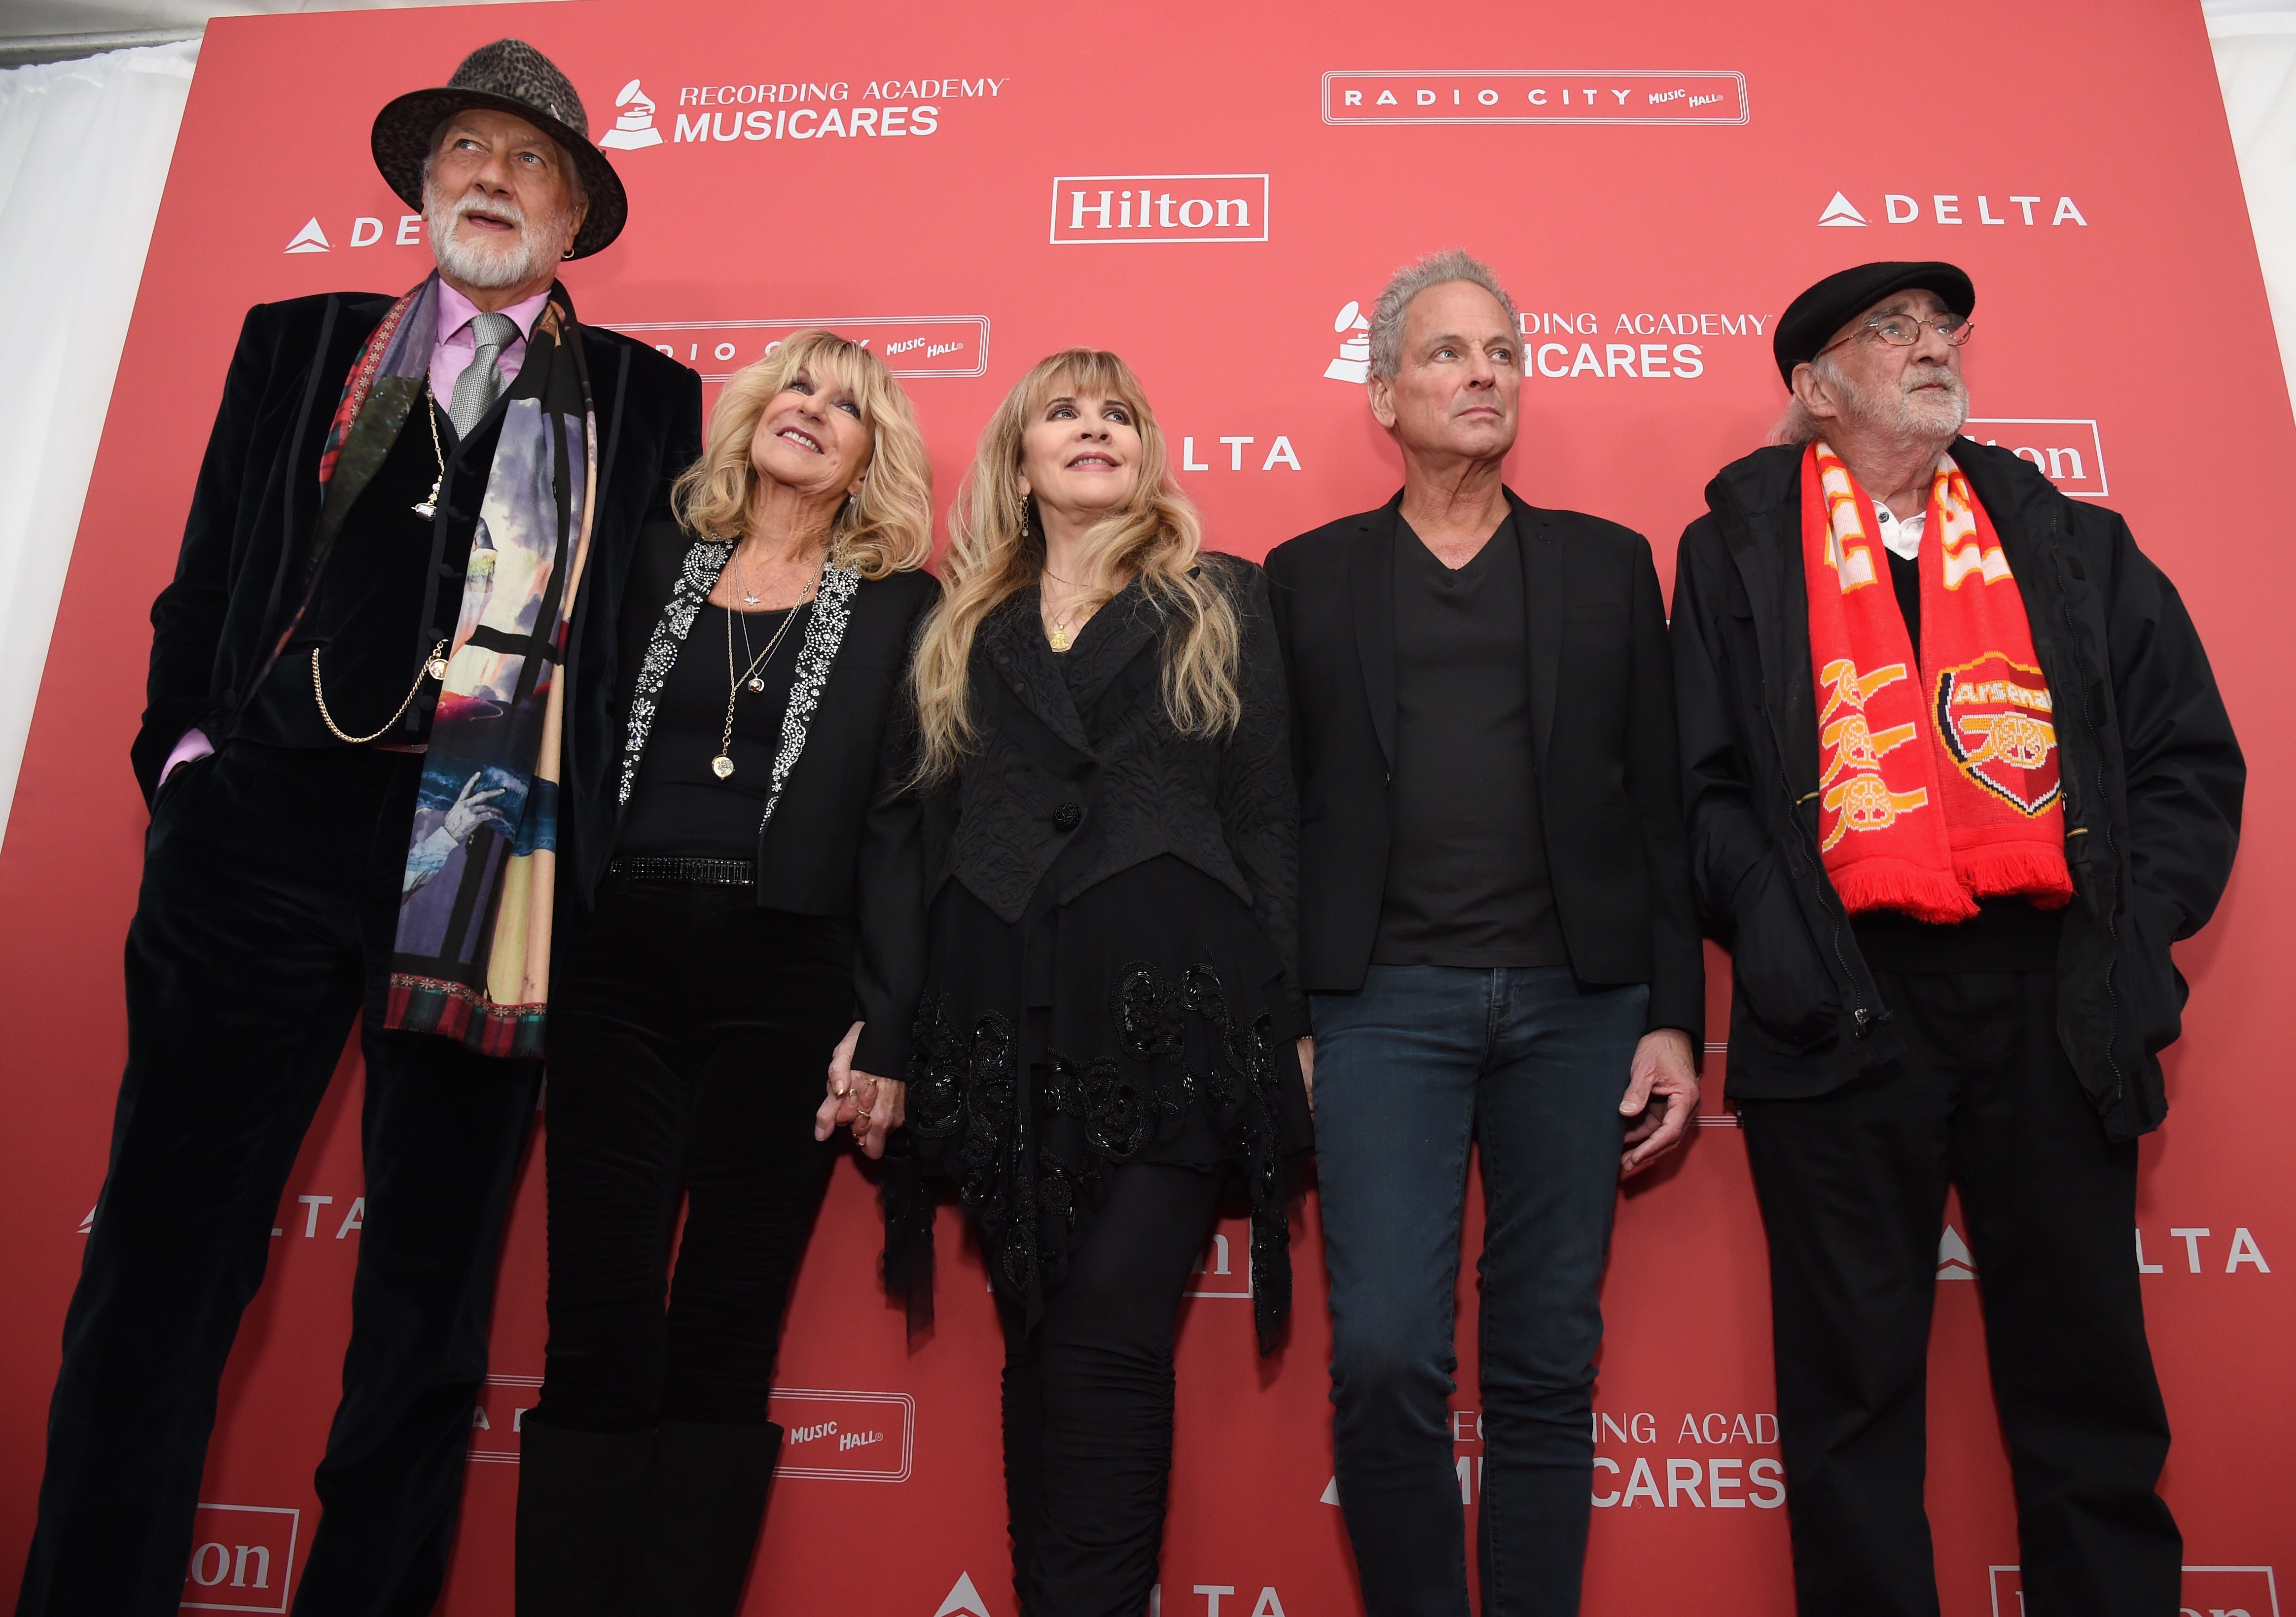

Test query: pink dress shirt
[427,281,550,415]
[159,282,553,787]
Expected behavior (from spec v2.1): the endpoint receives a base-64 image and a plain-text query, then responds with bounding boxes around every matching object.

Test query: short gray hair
[1367,248,1520,380]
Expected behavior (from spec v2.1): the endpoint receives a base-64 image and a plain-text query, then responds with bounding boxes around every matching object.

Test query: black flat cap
[1773,261,1974,384]
[371,39,626,260]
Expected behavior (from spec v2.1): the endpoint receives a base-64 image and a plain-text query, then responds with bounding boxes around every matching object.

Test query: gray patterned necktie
[447,311,519,438]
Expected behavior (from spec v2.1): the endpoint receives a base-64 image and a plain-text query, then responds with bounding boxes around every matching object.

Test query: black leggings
[536,879,853,1432]
[1000,1162,1222,1617]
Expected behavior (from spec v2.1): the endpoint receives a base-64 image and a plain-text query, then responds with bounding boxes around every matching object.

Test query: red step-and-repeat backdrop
[1,1,2290,1613]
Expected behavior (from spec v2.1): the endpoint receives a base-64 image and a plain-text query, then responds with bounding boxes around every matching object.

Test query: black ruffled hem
[886,956,1298,1352]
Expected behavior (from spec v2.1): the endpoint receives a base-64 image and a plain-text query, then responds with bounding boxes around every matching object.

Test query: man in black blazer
[18,43,701,1617]
[1265,249,1701,1617]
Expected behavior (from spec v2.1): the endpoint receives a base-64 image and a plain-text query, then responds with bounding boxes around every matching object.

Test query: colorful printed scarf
[1802,441,2074,924]
[300,273,596,1056]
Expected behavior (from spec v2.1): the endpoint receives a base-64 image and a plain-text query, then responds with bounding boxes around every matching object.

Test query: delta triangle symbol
[936,1571,993,1617]
[1937,1225,1977,1280]
[284,217,331,253]
[1817,191,1867,227]
[1320,1476,1340,1506]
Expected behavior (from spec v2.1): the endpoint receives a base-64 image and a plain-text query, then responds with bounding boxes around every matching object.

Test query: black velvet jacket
[1265,490,1704,1039]
[134,288,704,894]
[1671,439,2244,1137]
[873,556,1303,1070]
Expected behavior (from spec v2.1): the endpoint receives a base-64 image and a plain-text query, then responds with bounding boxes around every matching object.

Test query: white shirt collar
[1874,502,1926,562]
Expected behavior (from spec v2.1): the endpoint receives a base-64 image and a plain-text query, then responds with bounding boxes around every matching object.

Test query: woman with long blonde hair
[818,349,1312,1617]
[519,331,937,1617]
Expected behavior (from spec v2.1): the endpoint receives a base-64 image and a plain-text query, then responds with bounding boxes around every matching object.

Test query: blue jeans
[1313,965,1648,1617]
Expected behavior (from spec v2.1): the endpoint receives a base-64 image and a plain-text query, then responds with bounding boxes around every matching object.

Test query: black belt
[607,856,755,886]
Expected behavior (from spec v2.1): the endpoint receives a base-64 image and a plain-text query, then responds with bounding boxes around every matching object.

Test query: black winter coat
[135,288,704,904]
[878,556,1303,1068]
[1671,439,2244,1138]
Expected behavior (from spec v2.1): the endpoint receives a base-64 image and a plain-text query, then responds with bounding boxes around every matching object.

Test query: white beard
[1846,364,1969,447]
[425,184,565,289]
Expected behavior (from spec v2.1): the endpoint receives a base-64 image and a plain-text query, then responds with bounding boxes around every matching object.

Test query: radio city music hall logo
[181,1504,299,1614]
[601,317,990,382]
[770,1388,916,1481]
[1049,175,1270,245]
[1818,189,2089,227]
[1322,70,1749,125]
[1989,1564,2281,1617]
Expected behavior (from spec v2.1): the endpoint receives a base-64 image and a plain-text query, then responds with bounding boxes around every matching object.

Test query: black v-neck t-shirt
[1371,517,1568,968]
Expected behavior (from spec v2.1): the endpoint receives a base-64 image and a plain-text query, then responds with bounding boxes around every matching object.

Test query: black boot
[515,1415,657,1617]
[642,1420,783,1617]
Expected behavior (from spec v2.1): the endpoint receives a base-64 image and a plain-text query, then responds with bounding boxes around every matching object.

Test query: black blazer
[1264,489,1703,1038]
[606,523,940,1065]
[876,556,1303,1071]
[136,288,704,882]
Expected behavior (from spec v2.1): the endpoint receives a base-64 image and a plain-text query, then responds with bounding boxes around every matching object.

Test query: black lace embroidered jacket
[877,557,1312,1349]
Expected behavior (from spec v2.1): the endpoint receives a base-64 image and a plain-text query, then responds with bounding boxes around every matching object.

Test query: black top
[891,567,1312,1351]
[1671,438,2244,1136]
[904,560,1303,1042]
[1851,543,2063,973]
[1372,516,1566,968]
[1264,492,1704,1038]
[616,602,808,858]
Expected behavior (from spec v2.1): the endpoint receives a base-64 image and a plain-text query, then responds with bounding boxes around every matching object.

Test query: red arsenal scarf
[1802,441,2073,924]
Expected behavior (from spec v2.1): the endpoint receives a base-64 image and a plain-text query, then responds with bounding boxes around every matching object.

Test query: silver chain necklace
[710,563,821,780]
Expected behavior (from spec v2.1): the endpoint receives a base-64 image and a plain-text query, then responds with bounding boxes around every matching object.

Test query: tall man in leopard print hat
[17,40,701,1617]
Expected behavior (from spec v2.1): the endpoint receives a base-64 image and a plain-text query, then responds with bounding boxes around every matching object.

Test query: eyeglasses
[1819,311,1974,357]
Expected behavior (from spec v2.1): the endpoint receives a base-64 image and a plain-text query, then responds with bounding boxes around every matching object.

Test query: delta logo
[1818,190,2089,227]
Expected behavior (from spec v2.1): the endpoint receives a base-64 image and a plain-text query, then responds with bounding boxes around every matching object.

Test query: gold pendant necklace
[413,385,446,520]
[712,572,817,779]
[1047,624,1073,652]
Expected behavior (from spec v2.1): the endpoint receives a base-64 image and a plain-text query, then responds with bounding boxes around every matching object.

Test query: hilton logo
[1990,1564,2279,1616]
[181,1505,299,1614]
[1048,174,1269,245]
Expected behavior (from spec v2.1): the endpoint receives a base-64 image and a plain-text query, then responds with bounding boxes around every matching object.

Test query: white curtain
[0,39,198,850]
[2209,2,2296,411]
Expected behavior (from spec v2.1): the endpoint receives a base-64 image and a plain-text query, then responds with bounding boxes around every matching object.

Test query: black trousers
[1738,969,2180,1617]
[17,741,541,1617]
[534,879,852,1430]
[999,1162,1222,1617]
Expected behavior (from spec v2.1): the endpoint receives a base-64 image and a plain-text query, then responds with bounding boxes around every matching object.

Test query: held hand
[1619,1028,1699,1179]
[814,1021,865,1142]
[1296,1036,1316,1118]
[814,1021,906,1159]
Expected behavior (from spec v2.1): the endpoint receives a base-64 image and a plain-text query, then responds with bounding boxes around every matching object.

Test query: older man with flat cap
[18,41,701,1617]
[1669,261,2242,1616]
